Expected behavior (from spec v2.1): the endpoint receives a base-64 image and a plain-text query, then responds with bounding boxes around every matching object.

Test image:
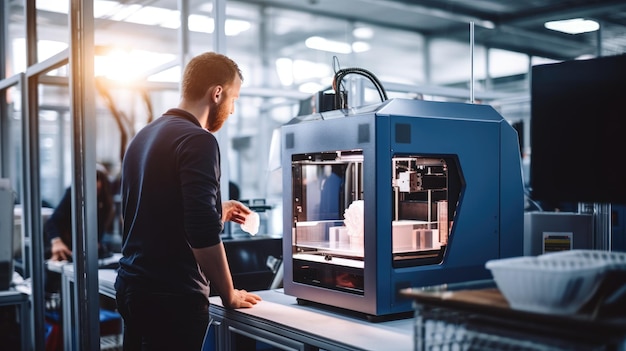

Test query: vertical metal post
[469,21,475,104]
[23,0,47,349]
[213,0,231,214]
[0,0,8,175]
[213,0,227,54]
[178,0,190,83]
[69,0,100,350]
[258,5,270,205]
[423,37,431,85]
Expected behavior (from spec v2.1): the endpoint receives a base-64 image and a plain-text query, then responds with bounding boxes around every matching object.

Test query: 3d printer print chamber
[290,151,459,294]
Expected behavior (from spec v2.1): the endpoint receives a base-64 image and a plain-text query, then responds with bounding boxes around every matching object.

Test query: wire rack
[413,304,620,351]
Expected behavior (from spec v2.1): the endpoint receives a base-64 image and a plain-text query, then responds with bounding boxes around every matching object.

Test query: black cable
[334,68,387,102]
[332,67,388,109]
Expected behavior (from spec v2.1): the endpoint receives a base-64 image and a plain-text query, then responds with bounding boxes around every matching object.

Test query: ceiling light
[305,36,352,54]
[225,19,251,36]
[188,14,215,33]
[352,41,370,53]
[545,18,599,34]
[353,27,374,39]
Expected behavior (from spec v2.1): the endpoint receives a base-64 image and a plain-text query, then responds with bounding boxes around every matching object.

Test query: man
[115,52,262,351]
[45,165,115,262]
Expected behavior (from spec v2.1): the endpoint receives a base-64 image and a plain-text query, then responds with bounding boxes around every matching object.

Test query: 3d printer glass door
[290,151,365,294]
[289,151,455,294]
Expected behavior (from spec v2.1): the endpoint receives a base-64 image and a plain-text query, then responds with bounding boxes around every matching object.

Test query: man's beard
[207,102,230,132]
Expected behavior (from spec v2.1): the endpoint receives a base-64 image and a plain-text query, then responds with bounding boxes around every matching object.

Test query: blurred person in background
[44,165,116,262]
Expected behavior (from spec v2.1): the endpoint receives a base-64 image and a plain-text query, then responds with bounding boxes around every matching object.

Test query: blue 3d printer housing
[281,98,524,319]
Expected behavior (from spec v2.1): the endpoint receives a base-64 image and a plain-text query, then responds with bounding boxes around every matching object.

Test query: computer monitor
[530,54,626,205]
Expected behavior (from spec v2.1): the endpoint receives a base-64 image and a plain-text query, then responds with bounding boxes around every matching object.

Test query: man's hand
[223,289,262,309]
[222,200,251,224]
[50,237,72,261]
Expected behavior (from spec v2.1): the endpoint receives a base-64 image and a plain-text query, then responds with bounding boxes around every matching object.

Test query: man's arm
[192,243,261,309]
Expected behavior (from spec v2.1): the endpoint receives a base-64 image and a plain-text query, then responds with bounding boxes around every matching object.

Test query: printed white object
[241,211,260,235]
[344,200,364,251]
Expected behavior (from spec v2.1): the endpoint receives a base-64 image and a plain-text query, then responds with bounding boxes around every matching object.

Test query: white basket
[538,250,626,271]
[485,255,607,315]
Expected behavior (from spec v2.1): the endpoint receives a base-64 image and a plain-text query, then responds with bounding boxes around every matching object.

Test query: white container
[328,226,349,249]
[392,221,426,250]
[538,249,626,271]
[485,255,607,315]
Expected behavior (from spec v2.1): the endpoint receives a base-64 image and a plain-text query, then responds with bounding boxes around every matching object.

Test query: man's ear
[211,85,223,103]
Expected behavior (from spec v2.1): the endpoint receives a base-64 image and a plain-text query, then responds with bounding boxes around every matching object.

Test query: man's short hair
[181,52,243,101]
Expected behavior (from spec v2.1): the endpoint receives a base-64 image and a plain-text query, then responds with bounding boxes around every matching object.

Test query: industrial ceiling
[9,0,626,61]
[5,0,626,94]
[243,0,626,60]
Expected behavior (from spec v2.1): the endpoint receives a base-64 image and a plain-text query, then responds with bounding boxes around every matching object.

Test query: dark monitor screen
[530,54,626,205]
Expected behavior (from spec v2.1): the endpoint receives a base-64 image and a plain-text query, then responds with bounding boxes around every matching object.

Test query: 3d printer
[281,98,524,319]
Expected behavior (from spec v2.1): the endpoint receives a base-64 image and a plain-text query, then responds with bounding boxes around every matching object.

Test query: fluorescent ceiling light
[225,19,251,36]
[352,41,370,53]
[305,37,370,54]
[545,18,599,34]
[353,27,374,39]
[188,14,215,33]
[305,36,352,54]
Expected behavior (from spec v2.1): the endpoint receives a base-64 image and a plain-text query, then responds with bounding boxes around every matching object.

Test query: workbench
[208,289,413,351]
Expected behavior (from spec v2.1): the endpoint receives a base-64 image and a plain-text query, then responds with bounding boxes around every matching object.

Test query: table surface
[57,260,118,300]
[209,289,414,351]
[66,263,415,350]
[0,289,29,304]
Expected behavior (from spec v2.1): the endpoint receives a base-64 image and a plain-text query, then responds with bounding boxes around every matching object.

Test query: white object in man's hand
[241,211,259,235]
